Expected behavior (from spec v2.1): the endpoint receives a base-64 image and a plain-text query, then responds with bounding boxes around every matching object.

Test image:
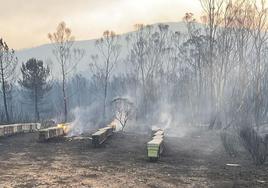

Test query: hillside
[15,22,187,79]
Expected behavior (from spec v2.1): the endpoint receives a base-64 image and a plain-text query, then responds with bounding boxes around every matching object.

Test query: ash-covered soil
[0,128,267,188]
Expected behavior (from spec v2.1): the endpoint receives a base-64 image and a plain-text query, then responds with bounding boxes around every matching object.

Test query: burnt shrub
[239,126,267,165]
[220,131,240,157]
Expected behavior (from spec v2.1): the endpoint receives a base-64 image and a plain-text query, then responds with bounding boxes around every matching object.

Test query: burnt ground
[0,128,268,188]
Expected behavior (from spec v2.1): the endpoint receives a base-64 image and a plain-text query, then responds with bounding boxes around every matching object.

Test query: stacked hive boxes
[38,123,70,141]
[22,123,40,132]
[38,127,65,141]
[92,125,115,147]
[147,128,164,161]
[0,123,41,137]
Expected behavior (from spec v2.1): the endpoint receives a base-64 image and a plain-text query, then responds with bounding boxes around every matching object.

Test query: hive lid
[40,127,62,131]
[92,129,106,136]
[153,135,164,139]
[99,127,112,131]
[154,130,164,136]
[148,138,163,145]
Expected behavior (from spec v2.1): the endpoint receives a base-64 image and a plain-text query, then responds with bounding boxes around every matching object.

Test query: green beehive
[147,138,163,160]
[147,127,165,161]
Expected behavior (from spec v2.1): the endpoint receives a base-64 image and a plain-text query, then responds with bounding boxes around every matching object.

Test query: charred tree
[111,97,134,131]
[90,30,121,121]
[48,22,84,122]
[0,39,17,123]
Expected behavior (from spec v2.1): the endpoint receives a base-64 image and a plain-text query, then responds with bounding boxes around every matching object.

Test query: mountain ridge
[15,21,188,78]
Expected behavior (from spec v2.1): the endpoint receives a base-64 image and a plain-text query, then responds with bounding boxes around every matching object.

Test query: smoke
[151,112,173,131]
[110,119,122,132]
[147,100,200,138]
[67,103,103,137]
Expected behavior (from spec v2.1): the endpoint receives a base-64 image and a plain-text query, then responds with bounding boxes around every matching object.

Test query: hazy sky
[0,0,201,50]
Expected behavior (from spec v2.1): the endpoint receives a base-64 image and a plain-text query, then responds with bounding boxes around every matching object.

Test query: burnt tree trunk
[34,85,40,122]
[62,64,68,123]
[0,59,9,123]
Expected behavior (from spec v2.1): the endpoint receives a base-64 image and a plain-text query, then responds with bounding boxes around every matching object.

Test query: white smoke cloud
[67,103,102,137]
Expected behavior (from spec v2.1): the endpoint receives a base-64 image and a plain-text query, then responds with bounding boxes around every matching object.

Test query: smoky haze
[2,0,268,142]
[0,0,201,49]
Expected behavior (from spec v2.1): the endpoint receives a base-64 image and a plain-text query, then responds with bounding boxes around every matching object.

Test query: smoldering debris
[67,104,103,137]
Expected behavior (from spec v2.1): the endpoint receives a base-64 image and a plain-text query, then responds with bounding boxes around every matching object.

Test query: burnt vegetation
[1,1,268,185]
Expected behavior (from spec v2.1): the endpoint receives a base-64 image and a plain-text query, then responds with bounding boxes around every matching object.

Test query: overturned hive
[147,129,164,161]
[99,127,114,137]
[0,123,41,137]
[92,126,114,147]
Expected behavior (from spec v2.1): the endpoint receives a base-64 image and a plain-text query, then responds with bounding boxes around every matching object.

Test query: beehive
[99,127,113,137]
[92,126,114,147]
[38,127,65,141]
[0,123,41,137]
[147,128,164,161]
[151,127,162,136]
[154,130,164,136]
[152,134,164,139]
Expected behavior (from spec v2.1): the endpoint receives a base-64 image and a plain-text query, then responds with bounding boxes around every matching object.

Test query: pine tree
[19,58,52,121]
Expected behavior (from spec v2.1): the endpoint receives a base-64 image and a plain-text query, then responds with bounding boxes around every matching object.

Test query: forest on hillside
[1,0,268,163]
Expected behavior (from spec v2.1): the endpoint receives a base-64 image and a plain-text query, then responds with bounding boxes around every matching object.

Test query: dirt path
[0,129,267,187]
